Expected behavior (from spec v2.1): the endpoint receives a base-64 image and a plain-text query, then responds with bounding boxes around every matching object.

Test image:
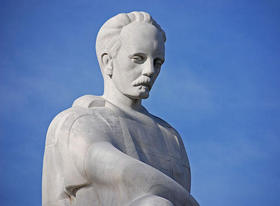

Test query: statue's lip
[137,82,151,90]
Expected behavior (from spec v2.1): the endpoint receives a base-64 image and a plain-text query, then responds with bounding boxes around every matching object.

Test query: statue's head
[96,11,166,100]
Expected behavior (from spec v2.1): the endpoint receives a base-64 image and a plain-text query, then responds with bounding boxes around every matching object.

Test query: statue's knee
[129,195,174,206]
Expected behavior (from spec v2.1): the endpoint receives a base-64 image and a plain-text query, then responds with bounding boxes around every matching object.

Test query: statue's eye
[131,54,146,63]
[154,58,164,67]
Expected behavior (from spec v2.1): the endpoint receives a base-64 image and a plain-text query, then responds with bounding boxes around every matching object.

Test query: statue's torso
[72,106,191,206]
[43,96,191,206]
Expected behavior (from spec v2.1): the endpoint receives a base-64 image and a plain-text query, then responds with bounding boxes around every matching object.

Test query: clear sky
[0,0,279,205]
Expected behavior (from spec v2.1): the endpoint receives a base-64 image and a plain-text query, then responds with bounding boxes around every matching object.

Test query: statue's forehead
[119,22,165,55]
[121,22,159,35]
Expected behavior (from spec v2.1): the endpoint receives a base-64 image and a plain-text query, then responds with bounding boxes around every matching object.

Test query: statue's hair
[96,11,166,73]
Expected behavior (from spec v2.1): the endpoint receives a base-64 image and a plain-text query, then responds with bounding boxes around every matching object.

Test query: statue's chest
[119,116,183,178]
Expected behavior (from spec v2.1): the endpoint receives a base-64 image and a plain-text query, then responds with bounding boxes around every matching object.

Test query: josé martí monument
[42,11,199,206]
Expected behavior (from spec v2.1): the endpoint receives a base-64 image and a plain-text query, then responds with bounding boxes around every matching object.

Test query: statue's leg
[129,195,174,206]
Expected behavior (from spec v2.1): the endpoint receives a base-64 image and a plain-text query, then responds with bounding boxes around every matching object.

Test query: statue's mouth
[135,82,151,91]
[140,83,151,91]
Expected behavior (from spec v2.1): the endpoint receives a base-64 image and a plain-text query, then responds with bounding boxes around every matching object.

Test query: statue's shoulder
[72,94,105,108]
[150,113,190,169]
[150,113,179,135]
[45,95,111,147]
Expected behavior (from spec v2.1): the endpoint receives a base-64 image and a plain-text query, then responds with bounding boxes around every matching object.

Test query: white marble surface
[42,11,199,206]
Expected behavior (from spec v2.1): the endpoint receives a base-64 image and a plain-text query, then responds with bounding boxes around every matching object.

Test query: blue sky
[0,0,280,205]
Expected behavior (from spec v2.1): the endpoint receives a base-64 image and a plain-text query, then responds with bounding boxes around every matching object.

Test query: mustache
[131,76,152,90]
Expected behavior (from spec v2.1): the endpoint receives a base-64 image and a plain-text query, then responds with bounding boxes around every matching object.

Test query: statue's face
[112,22,165,99]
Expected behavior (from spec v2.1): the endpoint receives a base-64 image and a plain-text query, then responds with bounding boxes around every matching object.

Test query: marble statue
[42,11,199,206]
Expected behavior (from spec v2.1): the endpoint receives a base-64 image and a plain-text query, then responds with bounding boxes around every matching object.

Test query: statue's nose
[142,59,155,77]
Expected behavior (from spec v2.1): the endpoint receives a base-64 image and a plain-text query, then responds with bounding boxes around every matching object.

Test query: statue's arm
[69,116,195,205]
[86,142,190,200]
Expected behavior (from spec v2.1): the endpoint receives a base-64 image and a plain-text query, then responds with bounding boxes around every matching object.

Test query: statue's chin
[125,91,150,100]
[137,86,151,99]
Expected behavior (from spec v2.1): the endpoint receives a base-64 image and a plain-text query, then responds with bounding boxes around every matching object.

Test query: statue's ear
[101,53,113,78]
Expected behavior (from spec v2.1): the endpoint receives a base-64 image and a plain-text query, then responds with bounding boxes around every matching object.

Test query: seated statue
[42,11,199,206]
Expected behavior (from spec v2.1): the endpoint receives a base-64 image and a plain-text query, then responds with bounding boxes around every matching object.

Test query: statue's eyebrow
[128,53,146,58]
